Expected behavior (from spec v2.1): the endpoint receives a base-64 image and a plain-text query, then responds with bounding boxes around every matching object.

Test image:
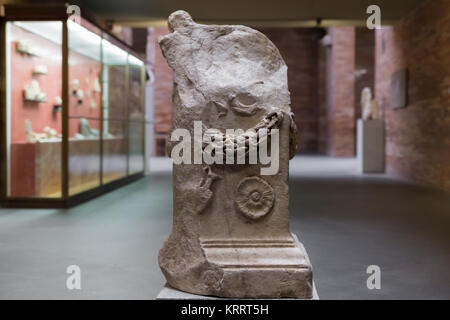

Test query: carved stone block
[158,10,313,298]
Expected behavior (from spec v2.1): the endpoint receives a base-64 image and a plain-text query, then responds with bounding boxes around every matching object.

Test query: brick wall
[319,27,356,157]
[318,42,328,153]
[132,28,148,56]
[147,27,173,156]
[258,28,320,153]
[375,0,450,192]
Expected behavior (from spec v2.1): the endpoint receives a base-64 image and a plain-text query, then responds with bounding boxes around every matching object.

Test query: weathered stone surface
[157,235,319,300]
[158,10,313,298]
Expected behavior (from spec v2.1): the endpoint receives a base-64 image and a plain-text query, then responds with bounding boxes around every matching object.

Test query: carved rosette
[235,176,275,220]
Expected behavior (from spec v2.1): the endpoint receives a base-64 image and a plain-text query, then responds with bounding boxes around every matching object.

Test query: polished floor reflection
[0,156,449,299]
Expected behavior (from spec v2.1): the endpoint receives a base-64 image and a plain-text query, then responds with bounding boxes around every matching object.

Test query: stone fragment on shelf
[93,77,101,93]
[72,79,80,93]
[16,40,39,56]
[80,118,99,138]
[24,80,47,102]
[54,96,62,106]
[90,99,97,109]
[33,64,48,75]
[76,89,84,105]
[25,120,47,143]
[43,126,59,140]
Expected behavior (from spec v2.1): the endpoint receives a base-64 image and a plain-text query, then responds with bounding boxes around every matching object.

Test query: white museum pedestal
[357,119,385,173]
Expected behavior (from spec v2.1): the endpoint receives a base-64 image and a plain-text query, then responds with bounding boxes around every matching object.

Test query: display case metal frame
[0,4,146,208]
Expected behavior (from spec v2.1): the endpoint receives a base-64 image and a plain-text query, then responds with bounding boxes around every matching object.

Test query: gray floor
[0,156,449,299]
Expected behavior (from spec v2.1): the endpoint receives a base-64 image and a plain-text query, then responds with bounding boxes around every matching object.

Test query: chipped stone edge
[156,233,319,300]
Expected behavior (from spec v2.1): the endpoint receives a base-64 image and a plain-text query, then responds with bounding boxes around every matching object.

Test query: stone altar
[158,10,313,299]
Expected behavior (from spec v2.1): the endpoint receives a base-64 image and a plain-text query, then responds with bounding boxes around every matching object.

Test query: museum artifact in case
[0,4,146,207]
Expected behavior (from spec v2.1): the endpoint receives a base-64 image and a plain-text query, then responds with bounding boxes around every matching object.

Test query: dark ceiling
[4,0,426,26]
[71,0,425,26]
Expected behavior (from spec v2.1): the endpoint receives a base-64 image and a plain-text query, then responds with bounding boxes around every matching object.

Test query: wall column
[323,26,356,157]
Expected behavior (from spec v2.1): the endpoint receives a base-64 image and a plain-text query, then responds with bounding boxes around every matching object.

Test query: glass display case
[0,4,146,207]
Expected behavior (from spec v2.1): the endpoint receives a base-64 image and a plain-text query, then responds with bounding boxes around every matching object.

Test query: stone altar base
[157,234,319,300]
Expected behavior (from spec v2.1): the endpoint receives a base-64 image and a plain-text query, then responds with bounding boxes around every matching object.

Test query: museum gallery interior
[0,0,449,300]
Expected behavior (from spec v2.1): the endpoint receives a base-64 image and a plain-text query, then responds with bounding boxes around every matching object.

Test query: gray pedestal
[156,282,319,300]
[357,119,385,173]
